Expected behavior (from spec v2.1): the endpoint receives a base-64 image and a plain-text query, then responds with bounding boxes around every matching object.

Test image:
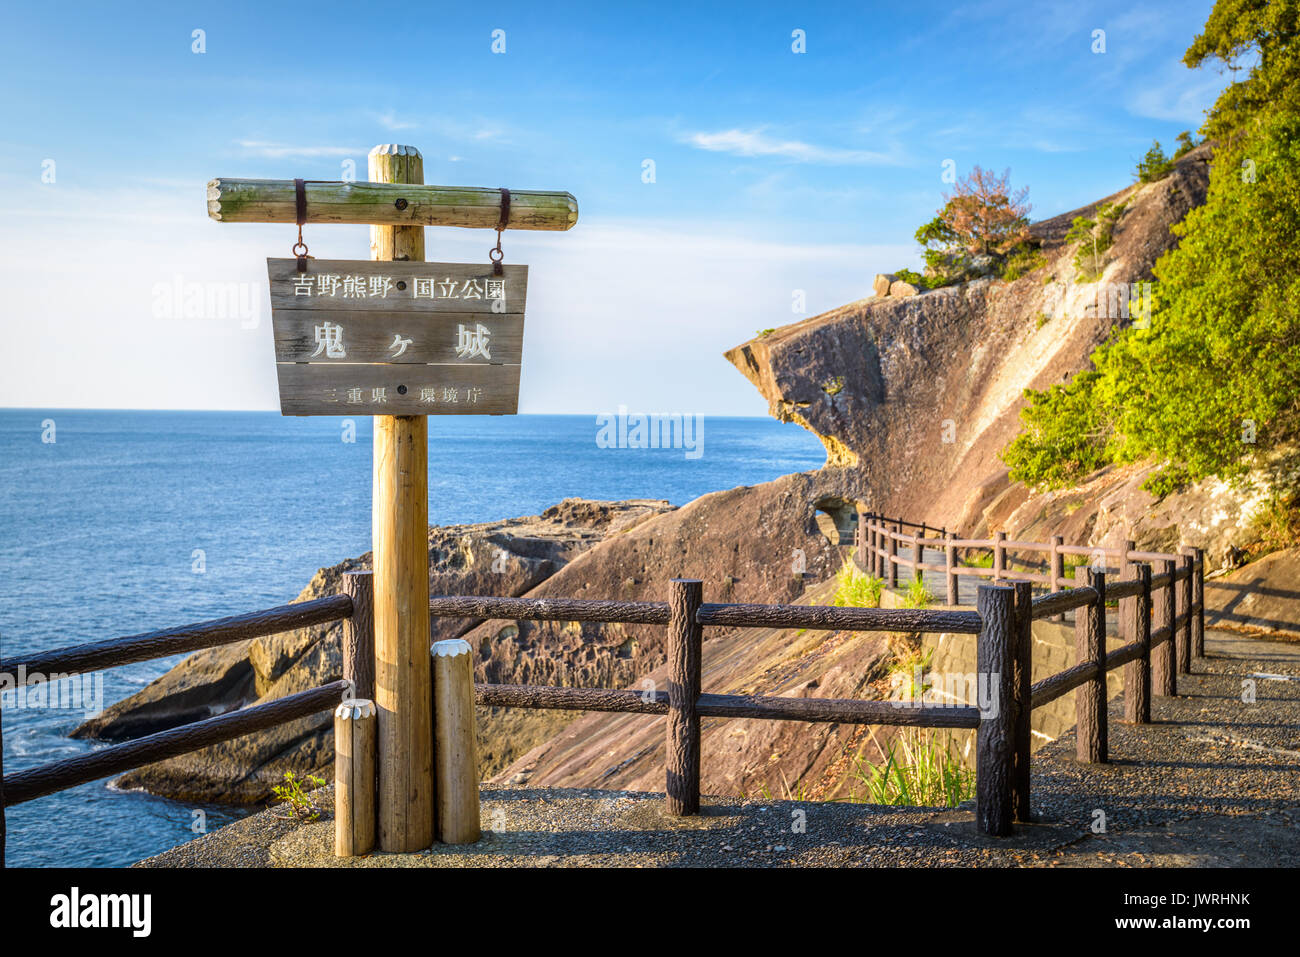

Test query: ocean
[0,409,825,867]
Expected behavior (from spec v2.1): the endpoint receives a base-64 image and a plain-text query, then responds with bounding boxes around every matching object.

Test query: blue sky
[0,0,1229,414]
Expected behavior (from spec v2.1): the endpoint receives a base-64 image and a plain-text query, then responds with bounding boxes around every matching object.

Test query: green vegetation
[1066,201,1127,281]
[755,328,775,338]
[961,550,994,568]
[901,574,934,608]
[1005,1,1300,498]
[1174,130,1198,158]
[823,376,845,396]
[914,166,1040,285]
[1135,140,1175,183]
[851,729,974,807]
[832,558,883,608]
[269,771,326,822]
[892,267,929,289]
[887,645,934,702]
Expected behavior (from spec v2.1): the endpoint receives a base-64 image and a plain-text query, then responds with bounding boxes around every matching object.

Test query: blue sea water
[0,409,825,867]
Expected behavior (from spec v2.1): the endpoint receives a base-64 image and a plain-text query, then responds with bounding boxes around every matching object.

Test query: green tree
[1004,0,1300,495]
[1135,140,1175,183]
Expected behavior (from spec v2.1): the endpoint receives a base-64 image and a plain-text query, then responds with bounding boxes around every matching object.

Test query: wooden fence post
[945,534,959,606]
[1176,554,1193,675]
[334,698,377,857]
[433,638,480,844]
[1050,535,1064,622]
[1186,546,1205,659]
[666,578,703,815]
[887,533,898,589]
[976,584,1016,836]
[342,570,375,702]
[993,530,1007,582]
[1152,559,1176,697]
[856,506,867,569]
[1177,549,1198,668]
[1075,566,1107,763]
[1125,564,1152,724]
[1010,580,1033,823]
[913,533,924,581]
[370,145,435,853]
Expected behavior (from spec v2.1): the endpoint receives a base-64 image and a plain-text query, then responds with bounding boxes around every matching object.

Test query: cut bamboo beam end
[433,639,481,845]
[334,698,377,858]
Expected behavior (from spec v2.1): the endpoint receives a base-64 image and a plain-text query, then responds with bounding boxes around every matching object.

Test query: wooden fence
[0,587,363,866]
[1,515,1207,861]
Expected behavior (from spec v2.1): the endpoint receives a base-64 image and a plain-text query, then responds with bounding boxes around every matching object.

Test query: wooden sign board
[266,258,527,415]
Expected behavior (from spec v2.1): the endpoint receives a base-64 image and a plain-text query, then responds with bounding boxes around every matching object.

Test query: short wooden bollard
[666,578,703,815]
[976,584,1016,836]
[432,638,481,844]
[1075,566,1107,763]
[1152,559,1176,696]
[1010,581,1033,823]
[1124,564,1152,724]
[334,698,377,857]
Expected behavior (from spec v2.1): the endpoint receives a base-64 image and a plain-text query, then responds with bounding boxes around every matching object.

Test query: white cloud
[235,140,362,158]
[0,181,911,416]
[684,128,905,166]
[372,110,418,131]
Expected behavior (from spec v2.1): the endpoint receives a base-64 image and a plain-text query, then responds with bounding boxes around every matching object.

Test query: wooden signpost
[208,144,577,852]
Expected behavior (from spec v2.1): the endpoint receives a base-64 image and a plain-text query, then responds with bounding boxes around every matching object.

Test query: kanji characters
[455,322,492,360]
[311,321,346,358]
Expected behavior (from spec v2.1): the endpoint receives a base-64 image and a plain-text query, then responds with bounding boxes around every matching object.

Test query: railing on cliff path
[0,515,1206,864]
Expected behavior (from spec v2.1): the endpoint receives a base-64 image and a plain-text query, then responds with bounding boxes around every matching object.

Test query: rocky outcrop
[724,147,1246,561]
[75,499,674,802]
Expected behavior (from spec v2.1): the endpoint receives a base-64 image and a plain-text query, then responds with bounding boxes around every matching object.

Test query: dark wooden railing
[0,586,361,866]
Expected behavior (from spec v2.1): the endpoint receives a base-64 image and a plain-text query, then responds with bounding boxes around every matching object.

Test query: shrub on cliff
[915,166,1038,284]
[1135,140,1175,183]
[1005,49,1300,495]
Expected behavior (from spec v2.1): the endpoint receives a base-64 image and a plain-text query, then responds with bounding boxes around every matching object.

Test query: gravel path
[138,630,1300,868]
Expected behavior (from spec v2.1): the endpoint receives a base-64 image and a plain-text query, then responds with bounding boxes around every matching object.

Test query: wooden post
[913,534,924,582]
[334,698,377,857]
[433,639,480,844]
[887,533,898,589]
[1125,564,1152,724]
[993,530,1007,582]
[856,505,866,569]
[976,584,1016,836]
[1075,566,1107,763]
[945,534,959,606]
[1049,535,1064,622]
[1010,580,1033,823]
[1175,554,1192,674]
[1186,546,1205,659]
[1116,538,1136,720]
[342,570,375,702]
[1152,559,1176,697]
[666,579,703,815]
[868,518,878,576]
[371,145,435,853]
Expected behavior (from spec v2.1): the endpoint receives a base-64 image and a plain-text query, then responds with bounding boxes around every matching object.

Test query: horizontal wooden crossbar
[0,594,353,686]
[2,680,349,806]
[208,179,578,231]
[473,683,979,728]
